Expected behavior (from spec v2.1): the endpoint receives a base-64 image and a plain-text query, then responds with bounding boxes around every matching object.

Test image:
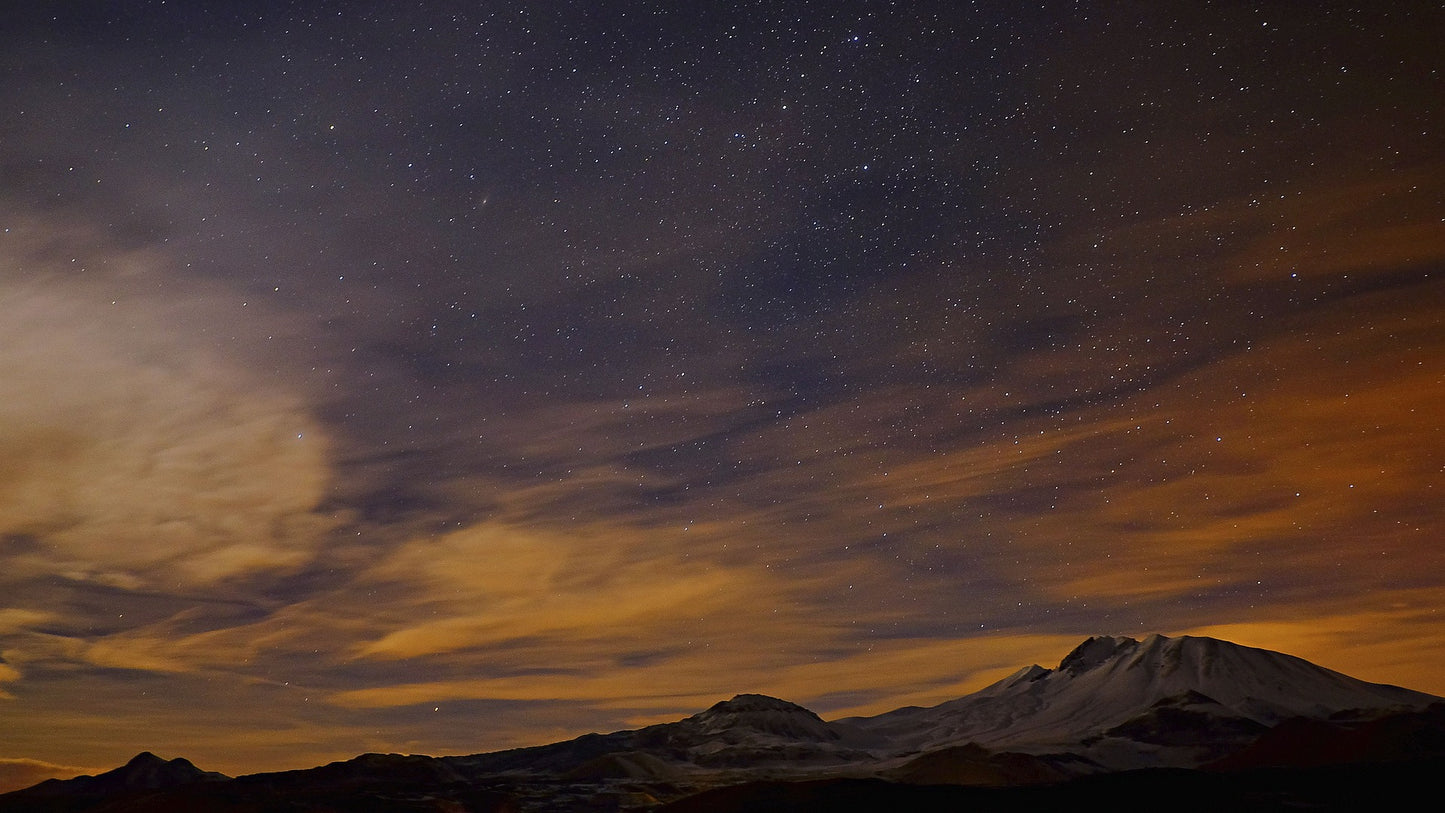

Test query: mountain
[12,752,227,797]
[653,759,1445,813]
[449,692,875,778]
[3,634,1439,812]
[0,752,229,812]
[1208,700,1445,771]
[0,752,511,813]
[843,633,1438,768]
[881,742,1092,787]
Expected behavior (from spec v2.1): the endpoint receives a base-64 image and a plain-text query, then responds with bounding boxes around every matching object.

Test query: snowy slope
[844,634,1438,759]
[456,635,1439,776]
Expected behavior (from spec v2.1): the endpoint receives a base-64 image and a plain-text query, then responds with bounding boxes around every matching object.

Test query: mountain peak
[1058,635,1140,674]
[100,752,222,789]
[7,752,228,799]
[855,632,1443,766]
[686,694,840,744]
[705,694,813,715]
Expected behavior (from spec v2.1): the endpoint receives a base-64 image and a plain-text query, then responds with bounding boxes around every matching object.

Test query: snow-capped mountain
[5,634,1440,811]
[844,633,1438,767]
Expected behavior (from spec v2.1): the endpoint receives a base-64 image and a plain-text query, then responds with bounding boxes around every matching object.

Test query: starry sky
[2,0,1443,789]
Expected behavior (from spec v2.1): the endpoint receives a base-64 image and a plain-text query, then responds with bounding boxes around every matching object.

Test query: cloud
[1050,160,1445,290]
[0,217,337,590]
[348,519,807,662]
[1021,302,1443,599]
[323,509,1090,728]
[0,660,20,700]
[0,758,99,794]
[0,609,52,634]
[1219,168,1445,282]
[329,629,1088,722]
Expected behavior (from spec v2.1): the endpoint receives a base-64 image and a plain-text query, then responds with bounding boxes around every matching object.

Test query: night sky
[2,0,1443,788]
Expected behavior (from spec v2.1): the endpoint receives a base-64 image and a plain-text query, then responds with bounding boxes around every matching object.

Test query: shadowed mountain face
[881,742,1090,787]
[0,753,234,813]
[1101,690,1271,750]
[652,761,1445,813]
[3,635,1440,812]
[13,752,227,797]
[1208,702,1445,771]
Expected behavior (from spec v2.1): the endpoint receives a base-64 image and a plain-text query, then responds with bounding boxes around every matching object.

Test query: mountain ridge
[5,633,1440,811]
[841,632,1437,767]
[5,751,229,805]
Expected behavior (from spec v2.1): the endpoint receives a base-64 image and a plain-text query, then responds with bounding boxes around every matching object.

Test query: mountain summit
[12,751,228,802]
[846,633,1438,767]
[105,752,225,790]
[686,694,840,742]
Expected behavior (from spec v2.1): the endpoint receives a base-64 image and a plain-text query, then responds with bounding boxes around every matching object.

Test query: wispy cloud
[0,758,99,794]
[0,219,338,591]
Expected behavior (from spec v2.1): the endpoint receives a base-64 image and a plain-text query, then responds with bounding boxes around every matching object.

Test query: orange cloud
[1052,161,1445,284]
[0,221,338,590]
[0,758,98,794]
[1222,168,1445,282]
[328,631,1089,724]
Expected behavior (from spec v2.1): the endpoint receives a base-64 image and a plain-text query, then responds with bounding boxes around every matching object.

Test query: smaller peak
[689,694,838,742]
[998,664,1051,688]
[705,694,811,714]
[87,751,224,791]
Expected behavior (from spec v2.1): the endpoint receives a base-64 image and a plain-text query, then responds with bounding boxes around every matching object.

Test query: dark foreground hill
[4,634,1440,812]
[656,758,1445,813]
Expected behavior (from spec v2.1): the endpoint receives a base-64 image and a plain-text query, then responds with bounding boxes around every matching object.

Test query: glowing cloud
[0,222,336,590]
